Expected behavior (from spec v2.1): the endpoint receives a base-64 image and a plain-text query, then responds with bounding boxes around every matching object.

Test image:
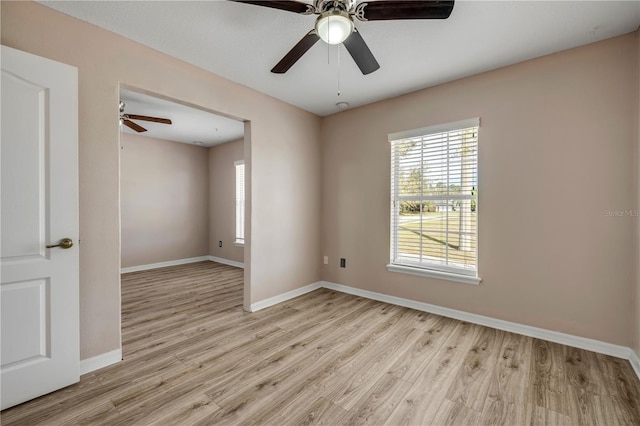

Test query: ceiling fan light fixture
[315,11,353,45]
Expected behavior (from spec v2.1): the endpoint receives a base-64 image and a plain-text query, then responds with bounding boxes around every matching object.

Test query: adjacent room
[119,88,245,272]
[1,1,640,424]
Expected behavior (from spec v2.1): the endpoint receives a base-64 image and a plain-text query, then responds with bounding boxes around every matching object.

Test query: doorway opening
[117,86,250,342]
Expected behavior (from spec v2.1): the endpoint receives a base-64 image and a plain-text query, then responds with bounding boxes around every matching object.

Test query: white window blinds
[390,118,479,276]
[235,161,245,244]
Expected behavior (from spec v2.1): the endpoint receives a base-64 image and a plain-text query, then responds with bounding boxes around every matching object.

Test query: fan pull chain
[337,45,341,96]
[327,33,330,65]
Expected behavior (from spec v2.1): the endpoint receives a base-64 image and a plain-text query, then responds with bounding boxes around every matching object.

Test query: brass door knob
[46,238,74,249]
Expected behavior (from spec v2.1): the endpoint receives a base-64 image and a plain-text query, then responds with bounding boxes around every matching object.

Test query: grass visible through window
[397,211,477,266]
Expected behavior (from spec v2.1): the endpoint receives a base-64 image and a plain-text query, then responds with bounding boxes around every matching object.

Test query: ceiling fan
[119,100,172,133]
[231,0,455,75]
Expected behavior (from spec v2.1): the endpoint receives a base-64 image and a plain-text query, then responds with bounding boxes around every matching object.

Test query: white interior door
[1,45,79,410]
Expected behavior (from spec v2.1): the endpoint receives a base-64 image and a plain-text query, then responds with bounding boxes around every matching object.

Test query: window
[235,161,245,245]
[388,118,480,284]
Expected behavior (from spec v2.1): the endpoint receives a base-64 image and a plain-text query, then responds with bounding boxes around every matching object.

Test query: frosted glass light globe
[316,12,354,45]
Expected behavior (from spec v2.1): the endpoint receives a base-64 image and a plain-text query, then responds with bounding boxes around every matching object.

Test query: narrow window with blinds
[235,161,245,245]
[388,118,480,284]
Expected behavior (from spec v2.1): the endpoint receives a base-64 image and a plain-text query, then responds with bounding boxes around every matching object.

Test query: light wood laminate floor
[2,261,639,425]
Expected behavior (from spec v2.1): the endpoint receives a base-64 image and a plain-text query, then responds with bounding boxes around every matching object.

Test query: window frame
[387,118,481,285]
[234,160,245,246]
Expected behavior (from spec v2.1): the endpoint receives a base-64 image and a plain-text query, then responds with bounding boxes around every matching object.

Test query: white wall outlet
[323,256,328,265]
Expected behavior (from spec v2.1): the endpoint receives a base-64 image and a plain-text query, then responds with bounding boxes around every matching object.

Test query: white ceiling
[44,1,640,118]
[120,88,244,146]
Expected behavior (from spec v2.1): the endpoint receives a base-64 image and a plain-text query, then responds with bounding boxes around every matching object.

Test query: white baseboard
[250,281,322,312]
[121,256,244,273]
[321,281,633,362]
[207,255,244,269]
[80,348,122,375]
[630,350,640,379]
[121,256,209,273]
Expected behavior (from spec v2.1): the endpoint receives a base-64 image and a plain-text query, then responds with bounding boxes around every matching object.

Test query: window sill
[234,241,244,247]
[386,263,481,285]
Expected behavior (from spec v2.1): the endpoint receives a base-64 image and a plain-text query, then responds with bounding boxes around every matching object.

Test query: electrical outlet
[219,241,222,248]
[323,256,328,265]
[340,258,346,268]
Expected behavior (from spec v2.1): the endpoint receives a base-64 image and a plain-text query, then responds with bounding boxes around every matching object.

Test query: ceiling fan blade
[343,29,380,75]
[125,114,172,125]
[230,0,314,14]
[356,1,454,21]
[123,119,147,133]
[271,31,320,74]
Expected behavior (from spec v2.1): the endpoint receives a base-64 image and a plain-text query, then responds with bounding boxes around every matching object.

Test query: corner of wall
[635,28,640,358]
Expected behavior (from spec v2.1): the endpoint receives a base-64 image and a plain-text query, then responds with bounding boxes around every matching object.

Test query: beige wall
[120,133,209,268]
[1,1,322,359]
[209,139,245,263]
[121,133,245,268]
[321,34,638,347]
